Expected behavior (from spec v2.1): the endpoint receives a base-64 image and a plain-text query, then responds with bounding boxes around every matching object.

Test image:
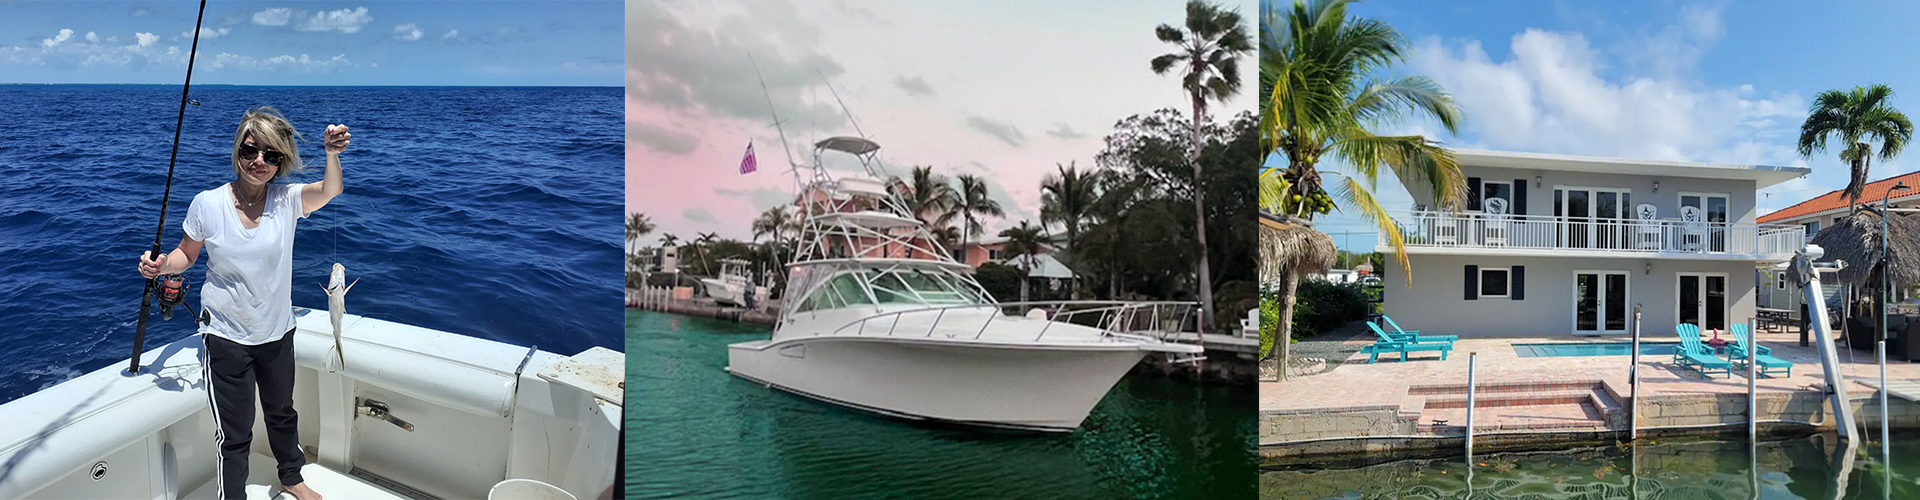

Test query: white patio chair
[1680,206,1707,252]
[1434,212,1458,245]
[1635,204,1662,250]
[1483,198,1510,246]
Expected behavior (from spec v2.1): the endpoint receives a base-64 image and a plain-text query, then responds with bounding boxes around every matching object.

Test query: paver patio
[1261,320,1918,443]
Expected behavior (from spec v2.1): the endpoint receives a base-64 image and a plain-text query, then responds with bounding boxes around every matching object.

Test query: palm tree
[1153,0,1253,330]
[1041,162,1097,299]
[694,232,719,276]
[953,174,1004,263]
[1261,0,1464,379]
[1264,0,1464,276]
[1798,84,1914,208]
[752,206,792,243]
[890,165,958,228]
[930,225,961,254]
[999,220,1048,303]
[625,212,655,271]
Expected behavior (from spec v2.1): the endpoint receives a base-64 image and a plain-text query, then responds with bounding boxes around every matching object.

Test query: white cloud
[134,33,158,47]
[1405,29,1800,164]
[212,52,355,72]
[252,7,293,26]
[84,32,98,43]
[41,29,74,48]
[181,28,232,40]
[392,23,423,41]
[211,53,353,72]
[297,7,374,34]
[442,29,459,40]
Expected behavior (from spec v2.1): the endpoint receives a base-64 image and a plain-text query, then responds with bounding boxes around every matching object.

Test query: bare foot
[284,482,322,500]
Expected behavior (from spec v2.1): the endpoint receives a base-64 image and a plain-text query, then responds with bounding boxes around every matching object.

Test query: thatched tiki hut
[1808,208,1920,346]
[1260,212,1335,381]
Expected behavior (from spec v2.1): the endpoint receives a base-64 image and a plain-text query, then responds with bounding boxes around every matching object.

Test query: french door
[1680,193,1730,252]
[1679,273,1728,333]
[1574,271,1630,334]
[1558,187,1631,249]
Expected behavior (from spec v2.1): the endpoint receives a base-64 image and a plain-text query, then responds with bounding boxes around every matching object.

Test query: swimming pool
[1512,342,1682,358]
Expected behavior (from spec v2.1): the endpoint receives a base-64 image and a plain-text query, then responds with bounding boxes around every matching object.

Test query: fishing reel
[154,273,206,325]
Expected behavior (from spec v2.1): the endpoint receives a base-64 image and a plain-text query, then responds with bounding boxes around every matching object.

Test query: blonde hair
[230,106,305,180]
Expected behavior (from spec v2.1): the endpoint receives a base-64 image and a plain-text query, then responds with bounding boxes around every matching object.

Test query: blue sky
[1271,0,1920,251]
[0,1,621,86]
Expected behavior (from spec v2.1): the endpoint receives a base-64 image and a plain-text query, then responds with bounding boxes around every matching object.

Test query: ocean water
[1263,433,1918,499]
[0,85,623,404]
[624,309,1257,499]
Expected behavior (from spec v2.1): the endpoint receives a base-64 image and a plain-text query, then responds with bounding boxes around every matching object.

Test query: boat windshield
[795,267,986,312]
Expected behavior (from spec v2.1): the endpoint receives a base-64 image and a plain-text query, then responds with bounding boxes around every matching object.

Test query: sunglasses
[237,143,287,166]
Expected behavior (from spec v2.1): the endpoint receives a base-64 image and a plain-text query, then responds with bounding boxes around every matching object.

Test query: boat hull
[726,337,1149,431]
[700,278,747,306]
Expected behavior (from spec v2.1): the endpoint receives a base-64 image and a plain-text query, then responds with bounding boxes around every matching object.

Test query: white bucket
[488,479,576,500]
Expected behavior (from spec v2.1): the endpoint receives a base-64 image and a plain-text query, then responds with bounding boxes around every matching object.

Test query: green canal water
[1263,434,1920,499]
[623,309,1256,499]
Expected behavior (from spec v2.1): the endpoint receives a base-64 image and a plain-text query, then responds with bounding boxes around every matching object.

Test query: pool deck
[1261,321,1920,464]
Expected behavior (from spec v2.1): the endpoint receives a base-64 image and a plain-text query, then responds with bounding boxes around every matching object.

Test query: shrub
[1284,279,1370,339]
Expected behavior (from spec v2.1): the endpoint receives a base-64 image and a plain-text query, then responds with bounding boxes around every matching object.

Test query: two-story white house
[1378,149,1810,337]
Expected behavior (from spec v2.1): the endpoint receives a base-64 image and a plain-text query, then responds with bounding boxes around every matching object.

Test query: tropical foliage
[1153,0,1254,330]
[1797,84,1914,208]
[1261,0,1464,278]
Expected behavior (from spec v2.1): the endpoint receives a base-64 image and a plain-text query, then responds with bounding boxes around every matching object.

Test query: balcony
[1381,211,1806,261]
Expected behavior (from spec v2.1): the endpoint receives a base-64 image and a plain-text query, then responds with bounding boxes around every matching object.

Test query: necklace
[236,185,267,209]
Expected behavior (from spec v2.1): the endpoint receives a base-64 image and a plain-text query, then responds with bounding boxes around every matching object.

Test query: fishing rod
[129,0,209,374]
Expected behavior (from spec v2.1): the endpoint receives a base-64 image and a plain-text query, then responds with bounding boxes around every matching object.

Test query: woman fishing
[136,107,348,500]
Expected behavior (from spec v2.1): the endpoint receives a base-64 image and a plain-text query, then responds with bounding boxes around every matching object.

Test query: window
[1805,221,1821,235]
[1481,181,1513,212]
[1480,268,1510,297]
[1775,272,1787,290]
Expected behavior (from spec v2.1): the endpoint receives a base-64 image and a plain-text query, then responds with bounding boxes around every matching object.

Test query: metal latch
[355,398,415,432]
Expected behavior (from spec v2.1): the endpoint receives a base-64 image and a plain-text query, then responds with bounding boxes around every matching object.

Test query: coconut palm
[1264,0,1464,279]
[1798,84,1914,208]
[694,232,719,276]
[752,206,792,243]
[1041,162,1097,299]
[999,220,1049,303]
[890,166,958,228]
[1153,0,1253,330]
[953,174,1004,262]
[625,212,655,268]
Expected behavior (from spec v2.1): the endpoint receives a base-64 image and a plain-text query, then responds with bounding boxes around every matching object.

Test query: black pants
[202,331,306,499]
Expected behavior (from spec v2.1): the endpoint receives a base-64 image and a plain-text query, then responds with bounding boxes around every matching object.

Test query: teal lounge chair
[1675,324,1732,379]
[1729,324,1792,378]
[1380,316,1460,344]
[1364,322,1452,363]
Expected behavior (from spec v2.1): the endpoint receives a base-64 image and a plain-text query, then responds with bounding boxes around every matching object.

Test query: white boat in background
[0,307,622,500]
[726,136,1204,432]
[699,259,753,307]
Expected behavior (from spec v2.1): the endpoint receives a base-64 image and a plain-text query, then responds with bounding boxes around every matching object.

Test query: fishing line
[129,0,208,374]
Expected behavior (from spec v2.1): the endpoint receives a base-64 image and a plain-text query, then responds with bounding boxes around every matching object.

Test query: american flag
[739,141,757,174]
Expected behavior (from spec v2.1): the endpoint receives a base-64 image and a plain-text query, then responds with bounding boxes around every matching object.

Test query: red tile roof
[1758,170,1920,223]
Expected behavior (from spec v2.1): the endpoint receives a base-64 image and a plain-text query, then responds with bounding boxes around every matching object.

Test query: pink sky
[627,0,1257,243]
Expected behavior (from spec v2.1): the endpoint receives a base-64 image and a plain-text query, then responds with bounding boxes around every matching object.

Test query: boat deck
[182,453,412,500]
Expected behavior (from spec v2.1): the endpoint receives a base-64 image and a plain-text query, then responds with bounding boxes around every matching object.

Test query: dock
[629,286,778,325]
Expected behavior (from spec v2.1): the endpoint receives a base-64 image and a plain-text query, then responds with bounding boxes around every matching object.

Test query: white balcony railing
[1384,210,1806,258]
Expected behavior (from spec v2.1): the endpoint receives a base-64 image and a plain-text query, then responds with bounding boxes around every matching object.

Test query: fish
[321,263,358,371]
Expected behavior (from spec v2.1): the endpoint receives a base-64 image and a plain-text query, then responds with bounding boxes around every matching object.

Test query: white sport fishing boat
[726,136,1204,432]
[0,307,622,499]
[699,259,753,307]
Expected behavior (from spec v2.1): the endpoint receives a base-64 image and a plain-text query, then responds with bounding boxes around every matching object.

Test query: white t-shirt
[182,182,308,345]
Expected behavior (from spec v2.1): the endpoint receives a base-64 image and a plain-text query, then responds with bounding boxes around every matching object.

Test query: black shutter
[1513,179,1528,215]
[1465,265,1479,300]
[1467,177,1482,211]
[1511,266,1525,300]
